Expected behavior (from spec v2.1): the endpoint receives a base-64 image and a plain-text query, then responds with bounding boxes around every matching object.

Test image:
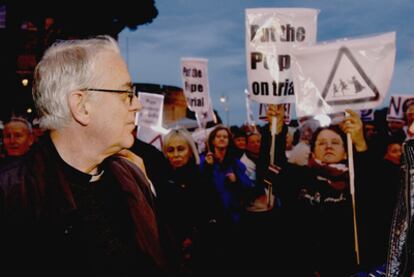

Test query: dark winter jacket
[0,135,175,276]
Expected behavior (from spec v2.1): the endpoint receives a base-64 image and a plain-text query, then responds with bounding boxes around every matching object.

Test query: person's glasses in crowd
[80,86,137,105]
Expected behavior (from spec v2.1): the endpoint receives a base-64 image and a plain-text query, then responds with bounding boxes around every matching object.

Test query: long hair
[207,124,237,167]
[32,35,120,130]
[162,128,200,165]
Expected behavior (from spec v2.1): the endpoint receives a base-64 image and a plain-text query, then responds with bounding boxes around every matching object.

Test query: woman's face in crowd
[313,129,346,164]
[213,129,229,149]
[165,136,192,169]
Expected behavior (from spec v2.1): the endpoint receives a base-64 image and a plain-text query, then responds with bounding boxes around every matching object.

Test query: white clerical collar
[89,169,104,182]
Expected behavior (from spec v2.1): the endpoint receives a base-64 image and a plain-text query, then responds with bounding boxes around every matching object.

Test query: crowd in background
[0,98,412,276]
[0,34,412,277]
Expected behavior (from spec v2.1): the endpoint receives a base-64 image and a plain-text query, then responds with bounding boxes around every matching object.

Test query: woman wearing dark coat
[162,128,222,276]
[258,107,385,276]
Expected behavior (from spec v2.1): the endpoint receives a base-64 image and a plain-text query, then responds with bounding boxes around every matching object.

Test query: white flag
[292,32,396,118]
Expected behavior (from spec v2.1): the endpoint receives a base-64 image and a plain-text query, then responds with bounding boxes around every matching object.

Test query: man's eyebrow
[120,82,134,89]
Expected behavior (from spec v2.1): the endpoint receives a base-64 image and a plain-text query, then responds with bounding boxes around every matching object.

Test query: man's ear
[68,90,91,126]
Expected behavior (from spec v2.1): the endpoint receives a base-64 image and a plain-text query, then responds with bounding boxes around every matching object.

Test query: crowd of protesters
[0,35,413,277]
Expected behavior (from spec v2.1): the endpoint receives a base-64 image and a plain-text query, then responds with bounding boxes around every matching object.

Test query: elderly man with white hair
[0,36,177,276]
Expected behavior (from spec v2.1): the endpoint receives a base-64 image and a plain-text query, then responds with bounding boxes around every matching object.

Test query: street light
[220,95,229,126]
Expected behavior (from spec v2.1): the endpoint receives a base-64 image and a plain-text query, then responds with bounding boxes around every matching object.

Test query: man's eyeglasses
[80,87,137,105]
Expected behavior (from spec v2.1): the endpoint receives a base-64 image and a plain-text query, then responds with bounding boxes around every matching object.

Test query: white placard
[136,92,164,128]
[292,32,396,118]
[245,8,318,104]
[181,57,211,113]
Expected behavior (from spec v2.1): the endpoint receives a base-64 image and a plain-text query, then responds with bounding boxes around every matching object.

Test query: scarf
[308,158,349,191]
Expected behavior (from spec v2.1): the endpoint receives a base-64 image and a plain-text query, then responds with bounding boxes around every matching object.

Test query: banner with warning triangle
[291,32,396,118]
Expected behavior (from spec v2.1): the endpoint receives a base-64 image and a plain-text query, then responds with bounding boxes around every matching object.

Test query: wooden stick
[347,129,360,265]
[267,116,277,208]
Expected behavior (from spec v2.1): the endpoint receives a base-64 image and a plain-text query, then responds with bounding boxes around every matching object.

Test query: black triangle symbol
[318,47,380,107]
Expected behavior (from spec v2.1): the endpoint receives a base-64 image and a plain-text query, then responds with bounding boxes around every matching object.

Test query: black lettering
[197,84,203,92]
[250,25,276,42]
[252,82,260,95]
[189,97,205,107]
[296,27,306,42]
[288,82,294,95]
[250,25,259,41]
[185,83,204,93]
[261,82,269,96]
[272,80,294,96]
[278,81,284,96]
[251,52,263,69]
[261,27,276,42]
[183,67,191,77]
[280,24,306,42]
[252,81,269,96]
[278,55,290,71]
[192,69,202,78]
[389,97,401,115]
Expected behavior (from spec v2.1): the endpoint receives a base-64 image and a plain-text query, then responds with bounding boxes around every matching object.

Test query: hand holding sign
[266,104,285,135]
[340,109,367,152]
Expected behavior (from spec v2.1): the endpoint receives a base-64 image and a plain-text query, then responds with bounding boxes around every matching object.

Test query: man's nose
[131,95,142,111]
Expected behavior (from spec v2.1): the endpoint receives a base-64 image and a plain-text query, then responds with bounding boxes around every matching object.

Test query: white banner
[292,32,396,118]
[386,94,414,122]
[181,57,211,113]
[245,8,318,104]
[136,92,164,128]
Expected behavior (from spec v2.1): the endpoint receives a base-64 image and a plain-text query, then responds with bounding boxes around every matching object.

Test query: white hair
[5,117,33,134]
[162,128,200,165]
[32,35,120,130]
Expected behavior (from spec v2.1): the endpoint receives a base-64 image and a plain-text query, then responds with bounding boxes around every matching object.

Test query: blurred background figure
[230,126,246,159]
[240,131,261,184]
[403,98,414,140]
[1,116,34,167]
[383,137,403,165]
